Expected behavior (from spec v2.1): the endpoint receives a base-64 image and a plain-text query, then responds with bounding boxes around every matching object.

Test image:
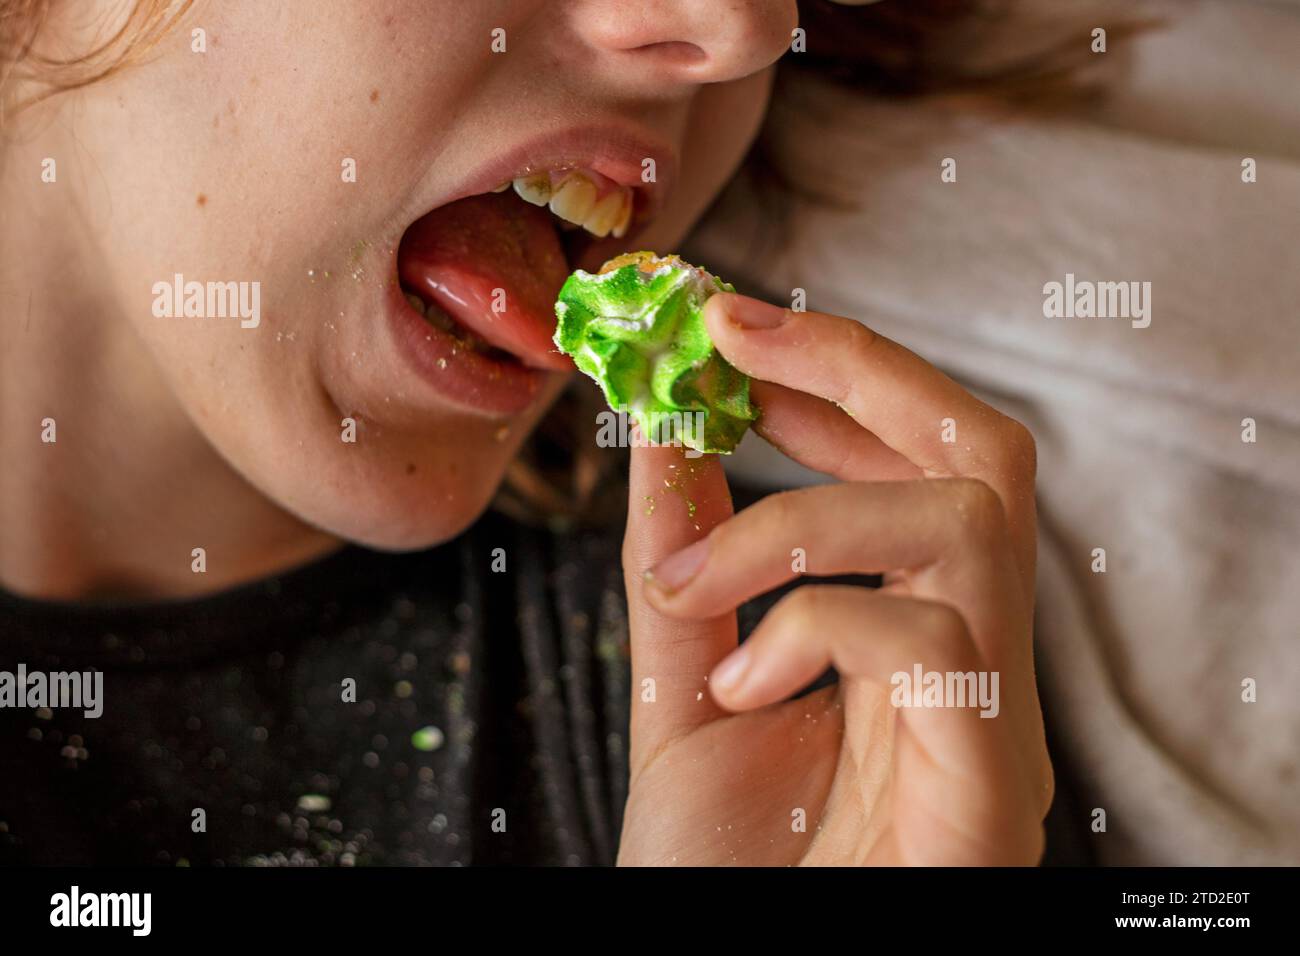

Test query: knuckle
[845,317,885,358]
[948,477,1007,542]
[777,583,821,622]
[914,600,977,667]
[755,487,807,531]
[995,416,1038,479]
[711,487,819,569]
[773,583,836,629]
[838,321,886,407]
[917,599,971,649]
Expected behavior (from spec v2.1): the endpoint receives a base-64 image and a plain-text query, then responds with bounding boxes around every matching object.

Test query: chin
[316,463,508,553]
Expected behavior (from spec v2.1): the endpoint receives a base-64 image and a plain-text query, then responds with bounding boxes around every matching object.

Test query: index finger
[705,293,1037,587]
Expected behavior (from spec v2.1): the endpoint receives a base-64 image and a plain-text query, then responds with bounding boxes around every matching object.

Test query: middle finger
[644,479,1027,668]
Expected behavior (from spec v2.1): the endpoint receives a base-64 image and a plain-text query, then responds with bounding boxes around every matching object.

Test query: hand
[617,293,1051,866]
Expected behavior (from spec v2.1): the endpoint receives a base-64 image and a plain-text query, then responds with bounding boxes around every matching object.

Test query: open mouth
[390,164,654,414]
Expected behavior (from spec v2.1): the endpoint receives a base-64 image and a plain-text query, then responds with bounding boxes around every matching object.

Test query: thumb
[623,441,737,772]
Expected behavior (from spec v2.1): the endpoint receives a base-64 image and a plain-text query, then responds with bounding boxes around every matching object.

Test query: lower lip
[383,282,558,416]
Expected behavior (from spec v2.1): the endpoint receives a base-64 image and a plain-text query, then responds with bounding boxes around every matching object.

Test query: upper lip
[418,123,677,234]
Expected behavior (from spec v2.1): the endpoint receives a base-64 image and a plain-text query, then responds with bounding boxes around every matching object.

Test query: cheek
[130,314,536,549]
[87,4,466,319]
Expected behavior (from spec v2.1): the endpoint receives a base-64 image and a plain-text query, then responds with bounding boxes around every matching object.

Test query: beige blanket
[686,0,1300,865]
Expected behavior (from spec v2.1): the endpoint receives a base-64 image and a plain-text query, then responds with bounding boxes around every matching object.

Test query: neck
[0,123,337,602]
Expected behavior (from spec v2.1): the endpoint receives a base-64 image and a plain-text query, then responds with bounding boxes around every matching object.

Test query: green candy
[553,252,756,454]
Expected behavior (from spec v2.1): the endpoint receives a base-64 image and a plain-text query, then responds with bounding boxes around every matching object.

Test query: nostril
[630,40,708,66]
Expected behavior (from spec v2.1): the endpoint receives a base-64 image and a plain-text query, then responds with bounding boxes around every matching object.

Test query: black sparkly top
[0,506,1089,866]
[0,509,632,866]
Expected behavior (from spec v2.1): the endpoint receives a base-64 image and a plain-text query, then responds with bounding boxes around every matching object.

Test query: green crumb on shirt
[411,726,445,752]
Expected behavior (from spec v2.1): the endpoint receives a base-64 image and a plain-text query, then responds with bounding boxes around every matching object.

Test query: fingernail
[724,295,790,330]
[645,537,709,593]
[711,646,751,694]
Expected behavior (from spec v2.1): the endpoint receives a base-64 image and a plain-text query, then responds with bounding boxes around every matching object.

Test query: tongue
[398,191,573,370]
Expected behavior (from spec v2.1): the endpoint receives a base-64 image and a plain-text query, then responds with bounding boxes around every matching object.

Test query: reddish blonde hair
[1,0,193,120]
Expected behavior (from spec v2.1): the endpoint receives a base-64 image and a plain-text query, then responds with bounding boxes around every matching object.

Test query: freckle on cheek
[369,89,380,103]
[196,193,207,208]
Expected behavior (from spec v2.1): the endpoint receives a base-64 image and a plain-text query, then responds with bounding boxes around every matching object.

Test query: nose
[571,0,799,87]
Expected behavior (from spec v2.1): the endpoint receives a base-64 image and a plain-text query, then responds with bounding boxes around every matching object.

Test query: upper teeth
[508,169,633,239]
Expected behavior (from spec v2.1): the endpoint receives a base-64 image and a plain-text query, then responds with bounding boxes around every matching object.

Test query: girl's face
[59,0,795,549]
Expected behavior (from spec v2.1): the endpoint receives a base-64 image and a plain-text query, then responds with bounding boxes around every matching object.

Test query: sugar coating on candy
[553,251,756,454]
